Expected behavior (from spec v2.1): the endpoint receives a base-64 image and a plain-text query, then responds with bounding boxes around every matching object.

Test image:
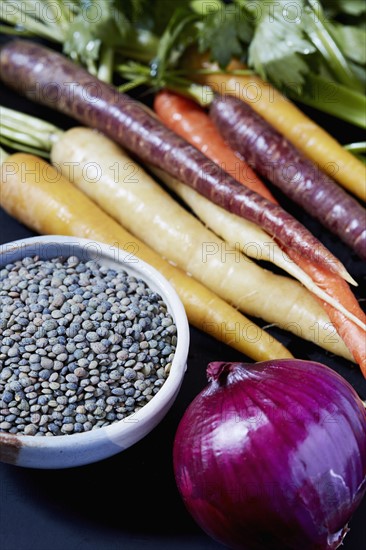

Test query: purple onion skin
[173,360,366,550]
[210,95,366,260]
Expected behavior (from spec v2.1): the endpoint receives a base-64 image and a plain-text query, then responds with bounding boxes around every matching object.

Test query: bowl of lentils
[0,235,190,468]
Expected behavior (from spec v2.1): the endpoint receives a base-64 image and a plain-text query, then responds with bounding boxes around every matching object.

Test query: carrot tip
[342,270,358,287]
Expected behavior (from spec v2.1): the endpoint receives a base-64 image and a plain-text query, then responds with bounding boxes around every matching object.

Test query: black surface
[1,39,366,550]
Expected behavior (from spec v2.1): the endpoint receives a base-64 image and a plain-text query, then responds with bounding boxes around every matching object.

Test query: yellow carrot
[188,53,366,202]
[0,152,291,362]
[50,128,353,360]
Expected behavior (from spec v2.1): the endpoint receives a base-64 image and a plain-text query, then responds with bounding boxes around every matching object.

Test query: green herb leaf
[136,0,193,35]
[327,22,366,65]
[63,21,101,67]
[247,0,315,87]
[63,1,142,76]
[152,7,198,84]
[303,1,364,90]
[197,4,253,68]
[321,0,366,17]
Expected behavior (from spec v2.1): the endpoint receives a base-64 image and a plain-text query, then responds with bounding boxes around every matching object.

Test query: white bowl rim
[0,235,190,449]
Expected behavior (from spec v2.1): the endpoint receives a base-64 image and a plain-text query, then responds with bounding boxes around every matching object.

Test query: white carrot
[150,166,365,331]
[1,105,360,325]
[50,127,353,359]
[1,151,290,362]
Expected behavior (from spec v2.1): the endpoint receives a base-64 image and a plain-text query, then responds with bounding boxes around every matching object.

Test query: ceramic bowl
[0,235,190,468]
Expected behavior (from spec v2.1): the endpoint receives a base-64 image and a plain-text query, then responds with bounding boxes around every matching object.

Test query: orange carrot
[288,251,366,377]
[154,90,366,375]
[154,90,276,202]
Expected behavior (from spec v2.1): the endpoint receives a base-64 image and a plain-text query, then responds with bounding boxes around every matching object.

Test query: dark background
[1,36,365,550]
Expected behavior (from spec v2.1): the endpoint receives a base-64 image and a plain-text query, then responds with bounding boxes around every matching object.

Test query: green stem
[285,73,366,129]
[190,0,223,14]
[191,68,254,76]
[1,106,63,136]
[117,29,160,64]
[46,0,75,34]
[0,123,54,152]
[116,62,214,106]
[0,106,63,155]
[0,24,33,36]
[116,61,151,85]
[0,1,64,42]
[344,142,366,154]
[164,77,215,106]
[118,77,150,93]
[0,136,50,158]
[116,46,157,64]
[305,0,363,91]
[97,46,114,83]
[153,11,198,85]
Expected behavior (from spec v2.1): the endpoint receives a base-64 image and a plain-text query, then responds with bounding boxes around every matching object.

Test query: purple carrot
[0,39,351,280]
[210,94,366,261]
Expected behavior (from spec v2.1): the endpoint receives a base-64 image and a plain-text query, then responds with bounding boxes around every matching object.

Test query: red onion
[173,360,366,550]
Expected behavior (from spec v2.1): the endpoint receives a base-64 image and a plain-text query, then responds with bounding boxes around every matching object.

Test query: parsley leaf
[321,0,366,17]
[327,22,366,65]
[152,7,198,83]
[63,0,132,70]
[139,0,193,35]
[247,0,315,88]
[197,4,253,68]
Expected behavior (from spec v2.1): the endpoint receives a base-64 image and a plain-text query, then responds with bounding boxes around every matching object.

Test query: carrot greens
[0,0,158,81]
[190,0,366,120]
[0,106,63,158]
[0,0,365,126]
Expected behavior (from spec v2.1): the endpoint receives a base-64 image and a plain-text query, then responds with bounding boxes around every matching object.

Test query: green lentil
[0,255,176,436]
